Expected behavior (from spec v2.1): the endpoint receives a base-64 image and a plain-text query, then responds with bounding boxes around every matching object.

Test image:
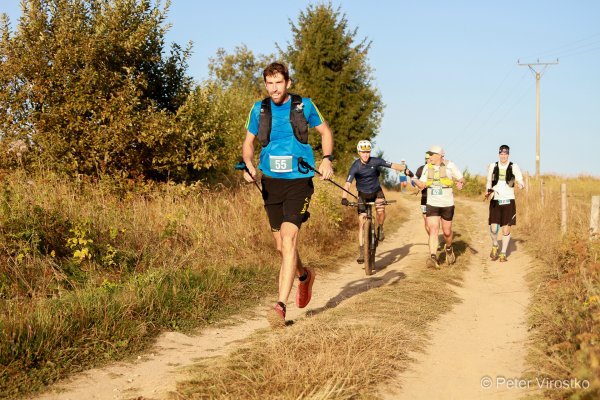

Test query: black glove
[341,198,349,206]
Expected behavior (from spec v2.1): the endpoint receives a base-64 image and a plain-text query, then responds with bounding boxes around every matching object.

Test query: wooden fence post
[561,183,567,235]
[591,196,600,239]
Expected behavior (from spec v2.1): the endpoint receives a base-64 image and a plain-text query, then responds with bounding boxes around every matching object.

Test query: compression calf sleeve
[489,224,499,246]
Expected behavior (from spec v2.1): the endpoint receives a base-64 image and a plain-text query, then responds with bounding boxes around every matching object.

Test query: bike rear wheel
[363,219,374,275]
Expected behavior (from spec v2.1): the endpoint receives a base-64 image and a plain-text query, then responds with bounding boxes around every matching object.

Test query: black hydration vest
[257,94,309,147]
[492,162,515,187]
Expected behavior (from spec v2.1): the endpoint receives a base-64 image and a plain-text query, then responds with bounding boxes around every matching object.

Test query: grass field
[519,175,600,400]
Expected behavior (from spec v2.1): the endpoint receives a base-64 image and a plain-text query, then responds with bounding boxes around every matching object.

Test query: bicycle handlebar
[346,200,397,207]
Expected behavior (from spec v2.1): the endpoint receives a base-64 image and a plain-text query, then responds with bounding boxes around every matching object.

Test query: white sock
[501,233,511,254]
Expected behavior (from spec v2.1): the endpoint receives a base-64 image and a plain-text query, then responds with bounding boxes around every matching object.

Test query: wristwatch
[322,155,334,161]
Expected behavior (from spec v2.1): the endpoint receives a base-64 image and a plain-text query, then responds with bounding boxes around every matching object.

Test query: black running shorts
[420,193,427,214]
[488,199,517,226]
[426,205,455,221]
[261,176,314,230]
[357,189,385,214]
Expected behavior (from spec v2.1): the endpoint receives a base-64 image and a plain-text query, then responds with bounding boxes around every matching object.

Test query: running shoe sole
[445,247,456,265]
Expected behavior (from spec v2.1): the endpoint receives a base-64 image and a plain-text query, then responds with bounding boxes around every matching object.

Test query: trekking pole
[297,157,358,199]
[234,160,263,194]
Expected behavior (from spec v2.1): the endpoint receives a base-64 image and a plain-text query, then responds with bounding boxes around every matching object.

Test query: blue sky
[3,1,599,176]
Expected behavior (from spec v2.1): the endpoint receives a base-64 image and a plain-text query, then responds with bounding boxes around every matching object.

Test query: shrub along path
[33,197,533,400]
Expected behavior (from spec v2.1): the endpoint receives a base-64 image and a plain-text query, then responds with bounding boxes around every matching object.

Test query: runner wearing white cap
[412,145,465,268]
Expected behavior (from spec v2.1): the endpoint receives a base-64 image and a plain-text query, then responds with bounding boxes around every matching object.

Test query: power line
[532,32,600,59]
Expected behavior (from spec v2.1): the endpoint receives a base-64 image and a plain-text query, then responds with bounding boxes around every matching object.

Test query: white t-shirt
[419,161,464,207]
[485,161,524,201]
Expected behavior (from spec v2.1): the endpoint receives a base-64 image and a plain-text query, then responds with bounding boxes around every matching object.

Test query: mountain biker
[341,140,410,264]
[241,62,334,328]
[484,144,525,262]
[412,145,465,268]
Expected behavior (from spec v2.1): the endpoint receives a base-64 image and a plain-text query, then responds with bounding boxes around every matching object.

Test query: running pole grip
[296,158,357,199]
[297,157,317,173]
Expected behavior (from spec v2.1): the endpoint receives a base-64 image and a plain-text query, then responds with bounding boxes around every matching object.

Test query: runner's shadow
[506,237,523,256]
[306,270,407,318]
[374,243,413,272]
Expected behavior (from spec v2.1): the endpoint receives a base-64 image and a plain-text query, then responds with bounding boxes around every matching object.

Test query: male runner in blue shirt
[242,62,334,328]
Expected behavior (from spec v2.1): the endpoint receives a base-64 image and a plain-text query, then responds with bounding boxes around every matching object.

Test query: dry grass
[0,171,362,398]
[520,175,600,400]
[171,202,476,399]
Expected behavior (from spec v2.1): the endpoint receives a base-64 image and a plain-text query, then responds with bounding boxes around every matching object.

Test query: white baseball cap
[429,145,445,155]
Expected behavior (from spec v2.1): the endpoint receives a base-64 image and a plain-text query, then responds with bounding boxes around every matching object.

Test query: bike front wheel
[363,218,374,275]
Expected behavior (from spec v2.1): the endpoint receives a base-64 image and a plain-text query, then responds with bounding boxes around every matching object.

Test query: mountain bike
[347,200,396,276]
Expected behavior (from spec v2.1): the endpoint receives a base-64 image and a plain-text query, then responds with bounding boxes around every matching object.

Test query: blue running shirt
[346,157,392,193]
[245,96,324,179]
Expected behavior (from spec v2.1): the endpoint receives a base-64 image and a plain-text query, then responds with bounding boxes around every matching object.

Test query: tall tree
[208,44,273,98]
[282,3,383,165]
[0,0,191,177]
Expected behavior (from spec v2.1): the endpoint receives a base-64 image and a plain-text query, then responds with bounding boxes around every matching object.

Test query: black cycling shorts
[488,199,517,226]
[261,176,314,230]
[357,189,385,214]
[426,205,455,221]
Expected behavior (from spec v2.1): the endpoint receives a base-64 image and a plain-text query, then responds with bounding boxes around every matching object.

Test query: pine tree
[282,3,383,166]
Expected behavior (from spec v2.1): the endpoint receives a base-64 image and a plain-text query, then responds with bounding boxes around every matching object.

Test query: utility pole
[518,59,558,179]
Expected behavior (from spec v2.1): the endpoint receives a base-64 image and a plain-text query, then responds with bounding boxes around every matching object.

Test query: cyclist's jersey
[245,96,324,179]
[346,157,392,193]
[485,161,524,201]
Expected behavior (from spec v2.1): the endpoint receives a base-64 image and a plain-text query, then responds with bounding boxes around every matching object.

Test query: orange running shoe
[296,268,315,308]
[267,303,286,328]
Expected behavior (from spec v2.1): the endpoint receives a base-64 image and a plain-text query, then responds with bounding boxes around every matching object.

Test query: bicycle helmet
[356,140,372,152]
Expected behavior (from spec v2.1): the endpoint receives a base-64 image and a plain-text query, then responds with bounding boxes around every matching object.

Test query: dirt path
[381,199,533,399]
[33,197,533,400]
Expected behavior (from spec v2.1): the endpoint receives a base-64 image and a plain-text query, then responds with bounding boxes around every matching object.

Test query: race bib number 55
[269,155,293,173]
